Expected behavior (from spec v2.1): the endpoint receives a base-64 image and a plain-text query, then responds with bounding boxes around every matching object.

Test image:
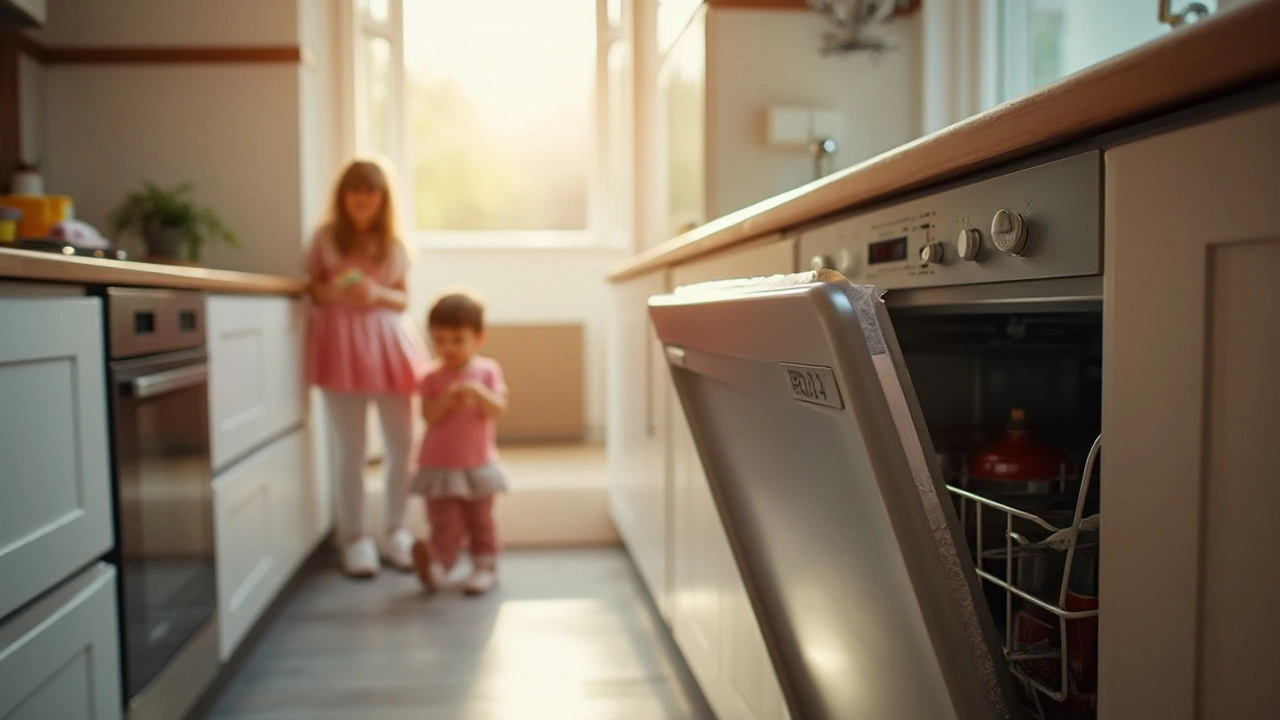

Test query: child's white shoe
[381,528,415,572]
[342,537,380,579]
[411,540,446,592]
[462,567,497,596]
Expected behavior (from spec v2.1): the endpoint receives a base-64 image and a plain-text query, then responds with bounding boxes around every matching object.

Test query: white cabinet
[208,293,322,660]
[666,237,794,720]
[207,295,307,472]
[0,564,121,720]
[213,428,318,660]
[607,270,673,616]
[1101,100,1280,720]
[0,296,113,621]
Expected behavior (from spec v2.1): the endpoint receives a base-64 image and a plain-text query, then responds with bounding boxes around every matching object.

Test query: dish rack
[946,434,1102,716]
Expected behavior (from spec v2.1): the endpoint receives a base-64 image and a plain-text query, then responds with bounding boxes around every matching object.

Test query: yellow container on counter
[0,207,20,243]
[0,195,73,238]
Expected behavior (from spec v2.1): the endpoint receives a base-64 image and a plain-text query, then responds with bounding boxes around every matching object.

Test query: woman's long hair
[329,159,399,262]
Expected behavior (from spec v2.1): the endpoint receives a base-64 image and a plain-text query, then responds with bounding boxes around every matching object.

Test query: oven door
[110,348,216,701]
[648,270,1023,720]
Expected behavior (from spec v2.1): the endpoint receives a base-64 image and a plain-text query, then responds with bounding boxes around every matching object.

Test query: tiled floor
[203,548,713,720]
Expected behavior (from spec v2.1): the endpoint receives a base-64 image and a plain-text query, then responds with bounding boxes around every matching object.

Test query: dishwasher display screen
[868,237,908,264]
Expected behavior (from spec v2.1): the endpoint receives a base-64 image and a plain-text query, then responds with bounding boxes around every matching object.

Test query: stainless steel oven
[105,288,219,720]
[650,151,1103,719]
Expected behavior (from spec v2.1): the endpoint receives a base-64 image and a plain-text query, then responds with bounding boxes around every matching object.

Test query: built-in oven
[649,151,1103,719]
[104,287,219,720]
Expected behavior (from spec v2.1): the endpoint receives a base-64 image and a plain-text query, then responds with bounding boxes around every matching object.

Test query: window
[992,0,1218,104]
[404,0,594,236]
[353,0,403,162]
[349,0,622,248]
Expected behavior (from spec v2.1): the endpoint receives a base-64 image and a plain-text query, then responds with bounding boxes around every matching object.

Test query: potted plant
[110,182,239,263]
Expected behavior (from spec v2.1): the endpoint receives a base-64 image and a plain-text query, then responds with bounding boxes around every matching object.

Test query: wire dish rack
[946,435,1102,717]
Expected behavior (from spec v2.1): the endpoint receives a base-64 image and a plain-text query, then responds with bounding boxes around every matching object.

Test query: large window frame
[345,0,628,251]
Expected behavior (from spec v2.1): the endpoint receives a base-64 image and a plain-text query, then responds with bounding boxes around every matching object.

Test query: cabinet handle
[126,364,208,399]
[1159,0,1209,27]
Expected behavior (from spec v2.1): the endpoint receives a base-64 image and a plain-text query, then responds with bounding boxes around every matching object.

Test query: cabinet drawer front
[268,430,319,569]
[0,297,112,620]
[0,564,122,720]
[213,429,311,659]
[207,295,306,471]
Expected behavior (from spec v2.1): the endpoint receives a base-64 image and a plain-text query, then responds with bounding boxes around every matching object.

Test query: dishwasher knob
[810,254,833,271]
[957,228,982,261]
[919,241,945,265]
[991,209,1029,256]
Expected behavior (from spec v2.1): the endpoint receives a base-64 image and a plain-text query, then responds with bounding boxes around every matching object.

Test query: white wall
[34,0,337,277]
[17,54,42,166]
[706,8,921,218]
[406,247,627,440]
[42,65,304,275]
[299,0,342,237]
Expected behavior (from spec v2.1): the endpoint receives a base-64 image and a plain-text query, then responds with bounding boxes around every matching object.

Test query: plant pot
[144,226,184,260]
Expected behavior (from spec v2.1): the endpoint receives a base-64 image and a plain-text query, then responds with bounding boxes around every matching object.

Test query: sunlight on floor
[361,442,617,547]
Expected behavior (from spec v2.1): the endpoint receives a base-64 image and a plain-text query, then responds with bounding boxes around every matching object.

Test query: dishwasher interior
[891,300,1102,720]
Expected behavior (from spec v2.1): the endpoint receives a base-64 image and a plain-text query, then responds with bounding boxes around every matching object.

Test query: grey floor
[204,548,714,720]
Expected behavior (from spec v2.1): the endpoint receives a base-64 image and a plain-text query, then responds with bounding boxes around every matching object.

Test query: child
[410,290,509,595]
[306,159,427,578]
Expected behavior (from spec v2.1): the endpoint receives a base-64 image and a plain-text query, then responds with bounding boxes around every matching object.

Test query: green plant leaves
[109,181,241,262]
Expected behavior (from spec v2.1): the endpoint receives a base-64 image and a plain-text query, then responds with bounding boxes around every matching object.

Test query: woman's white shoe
[342,537,380,578]
[381,528,415,572]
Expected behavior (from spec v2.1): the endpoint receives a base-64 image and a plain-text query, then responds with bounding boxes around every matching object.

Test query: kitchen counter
[0,247,306,295]
[608,0,1280,282]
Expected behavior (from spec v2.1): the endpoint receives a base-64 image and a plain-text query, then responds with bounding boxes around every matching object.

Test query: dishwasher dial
[919,241,945,265]
[810,250,856,275]
[957,228,982,261]
[991,209,1029,256]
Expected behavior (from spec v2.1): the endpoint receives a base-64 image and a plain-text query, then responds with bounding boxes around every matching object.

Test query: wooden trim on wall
[707,0,809,8]
[12,32,43,62]
[39,46,307,65]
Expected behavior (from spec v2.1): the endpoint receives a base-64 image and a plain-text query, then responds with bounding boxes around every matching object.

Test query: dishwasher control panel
[798,151,1101,290]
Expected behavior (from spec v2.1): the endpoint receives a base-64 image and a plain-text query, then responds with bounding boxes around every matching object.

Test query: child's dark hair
[428,291,485,333]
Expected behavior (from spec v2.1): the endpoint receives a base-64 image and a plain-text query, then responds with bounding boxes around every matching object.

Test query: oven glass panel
[113,374,215,699]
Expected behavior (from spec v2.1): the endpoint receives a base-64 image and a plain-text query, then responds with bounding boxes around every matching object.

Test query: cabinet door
[667,237,795,720]
[0,297,112,620]
[0,564,121,720]
[213,428,315,660]
[268,430,321,574]
[207,295,306,471]
[1103,100,1280,720]
[607,271,672,614]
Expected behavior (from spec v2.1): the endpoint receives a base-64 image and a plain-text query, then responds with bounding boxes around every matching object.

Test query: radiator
[484,323,585,442]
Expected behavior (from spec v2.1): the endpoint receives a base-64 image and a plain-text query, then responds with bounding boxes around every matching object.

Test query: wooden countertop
[608,0,1280,282]
[0,247,306,295]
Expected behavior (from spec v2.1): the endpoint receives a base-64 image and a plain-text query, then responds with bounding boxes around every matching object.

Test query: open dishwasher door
[649,269,1023,720]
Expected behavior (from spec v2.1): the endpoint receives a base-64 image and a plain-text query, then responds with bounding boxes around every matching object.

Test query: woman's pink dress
[306,226,427,394]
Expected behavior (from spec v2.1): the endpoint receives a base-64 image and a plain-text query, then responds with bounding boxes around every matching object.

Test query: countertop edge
[607,0,1280,283]
[0,248,307,295]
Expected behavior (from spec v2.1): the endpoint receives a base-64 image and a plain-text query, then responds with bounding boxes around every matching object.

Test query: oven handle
[125,363,209,399]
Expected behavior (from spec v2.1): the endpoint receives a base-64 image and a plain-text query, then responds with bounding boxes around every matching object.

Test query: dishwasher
[649,151,1102,720]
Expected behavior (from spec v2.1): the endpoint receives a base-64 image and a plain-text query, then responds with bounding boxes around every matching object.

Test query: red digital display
[868,237,908,264]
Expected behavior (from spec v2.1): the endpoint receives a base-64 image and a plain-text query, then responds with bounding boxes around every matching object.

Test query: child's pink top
[305,226,427,394]
[417,357,506,470]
